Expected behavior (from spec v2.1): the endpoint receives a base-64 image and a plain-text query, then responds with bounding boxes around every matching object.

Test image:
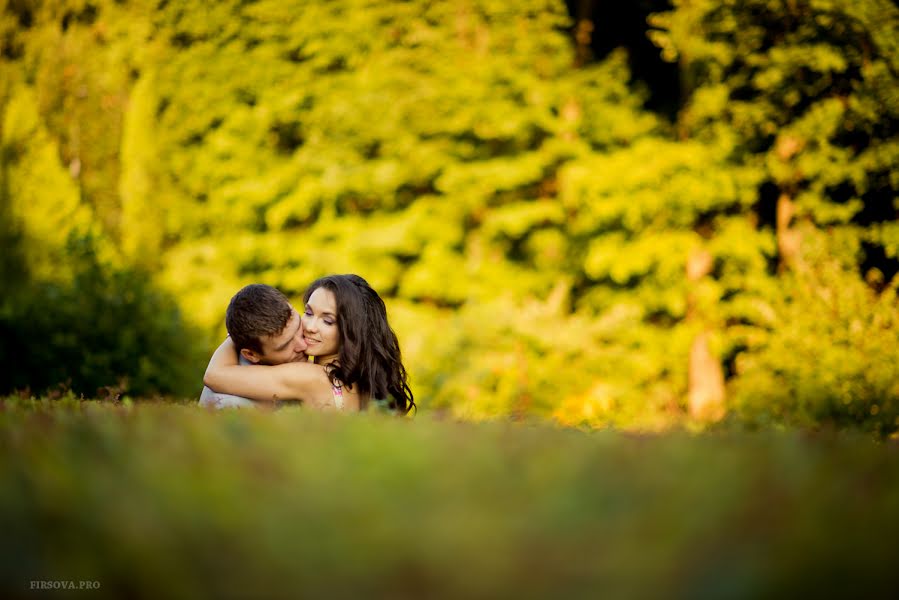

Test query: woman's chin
[308,350,338,363]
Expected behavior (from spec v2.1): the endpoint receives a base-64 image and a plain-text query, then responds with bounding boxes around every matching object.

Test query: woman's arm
[203,338,325,403]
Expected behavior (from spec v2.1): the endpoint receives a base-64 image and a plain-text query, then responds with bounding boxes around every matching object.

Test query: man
[199,284,307,408]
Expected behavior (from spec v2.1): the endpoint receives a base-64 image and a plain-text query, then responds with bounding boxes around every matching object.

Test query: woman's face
[302,287,340,358]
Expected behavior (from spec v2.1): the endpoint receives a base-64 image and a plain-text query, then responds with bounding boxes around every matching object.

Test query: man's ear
[240,348,262,364]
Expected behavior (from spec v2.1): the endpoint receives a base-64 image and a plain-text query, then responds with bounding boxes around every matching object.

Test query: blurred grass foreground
[2,398,898,598]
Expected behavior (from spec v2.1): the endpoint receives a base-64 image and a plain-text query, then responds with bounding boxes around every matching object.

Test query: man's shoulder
[199,386,258,408]
[199,355,254,409]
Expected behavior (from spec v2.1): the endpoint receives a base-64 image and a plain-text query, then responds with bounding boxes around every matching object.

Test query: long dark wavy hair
[303,274,415,414]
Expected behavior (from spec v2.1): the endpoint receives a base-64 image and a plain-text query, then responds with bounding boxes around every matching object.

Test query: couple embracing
[201,274,414,414]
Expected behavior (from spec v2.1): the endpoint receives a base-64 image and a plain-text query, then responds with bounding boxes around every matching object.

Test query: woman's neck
[317,353,339,366]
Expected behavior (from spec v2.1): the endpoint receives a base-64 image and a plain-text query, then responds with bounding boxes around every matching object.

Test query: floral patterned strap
[332,382,344,410]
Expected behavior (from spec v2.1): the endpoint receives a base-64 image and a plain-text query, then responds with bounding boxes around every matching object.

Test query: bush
[0,235,206,398]
[730,232,899,437]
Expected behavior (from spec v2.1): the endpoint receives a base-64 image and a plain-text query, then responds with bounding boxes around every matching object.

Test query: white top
[198,356,258,409]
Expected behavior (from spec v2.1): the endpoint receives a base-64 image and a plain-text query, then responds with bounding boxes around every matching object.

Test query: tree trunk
[776,191,801,272]
[573,0,594,67]
[688,332,726,421]
[686,248,725,422]
[774,135,803,272]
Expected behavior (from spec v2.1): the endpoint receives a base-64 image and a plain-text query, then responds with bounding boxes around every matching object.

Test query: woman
[204,274,415,414]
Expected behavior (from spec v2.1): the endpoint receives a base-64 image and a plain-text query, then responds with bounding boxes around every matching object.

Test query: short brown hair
[225,284,293,353]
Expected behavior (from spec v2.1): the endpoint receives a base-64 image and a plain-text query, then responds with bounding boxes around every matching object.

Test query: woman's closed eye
[305,307,335,326]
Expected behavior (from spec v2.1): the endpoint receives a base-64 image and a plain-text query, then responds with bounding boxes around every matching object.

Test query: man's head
[225,284,307,365]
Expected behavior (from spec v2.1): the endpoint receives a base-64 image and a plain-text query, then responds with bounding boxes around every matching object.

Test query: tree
[647,0,899,432]
[649,0,899,278]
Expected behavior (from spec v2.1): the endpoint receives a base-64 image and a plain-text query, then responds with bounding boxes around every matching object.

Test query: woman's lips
[304,337,319,345]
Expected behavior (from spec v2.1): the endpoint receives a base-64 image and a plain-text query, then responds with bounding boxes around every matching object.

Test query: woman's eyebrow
[306,304,336,318]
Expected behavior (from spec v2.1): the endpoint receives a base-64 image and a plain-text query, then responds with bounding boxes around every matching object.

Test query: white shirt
[198,356,258,409]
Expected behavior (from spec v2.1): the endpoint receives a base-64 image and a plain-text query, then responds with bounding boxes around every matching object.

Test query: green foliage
[650,0,899,244]
[10,0,141,239]
[1,82,95,280]
[643,0,899,434]
[0,1,205,397]
[141,0,658,325]
[1,0,897,432]
[731,229,899,436]
[1,401,898,597]
[0,234,206,397]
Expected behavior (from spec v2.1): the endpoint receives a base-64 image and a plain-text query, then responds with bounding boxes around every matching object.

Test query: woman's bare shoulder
[273,361,334,388]
[271,360,328,375]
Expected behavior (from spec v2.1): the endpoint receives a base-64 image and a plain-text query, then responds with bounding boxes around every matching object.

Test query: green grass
[1,397,898,599]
